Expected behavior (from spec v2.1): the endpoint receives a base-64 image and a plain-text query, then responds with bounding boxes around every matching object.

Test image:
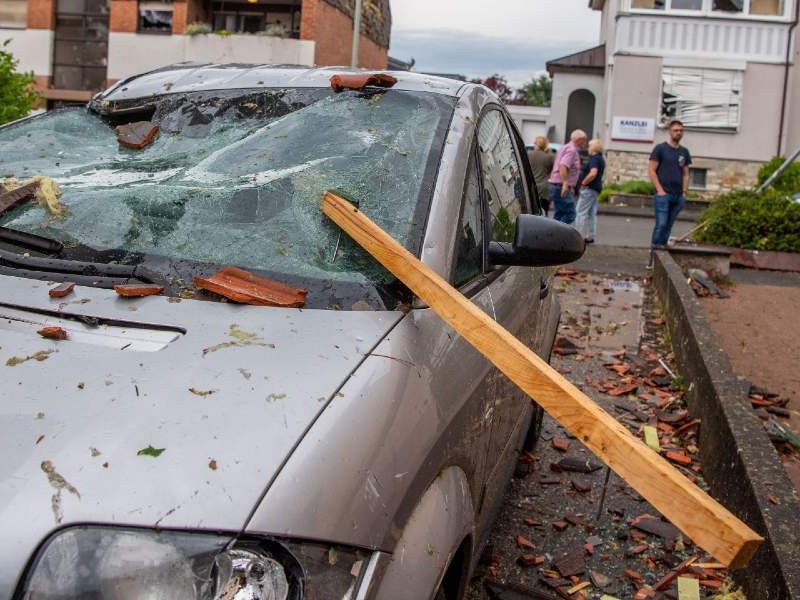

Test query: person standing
[574,138,605,243]
[649,120,691,249]
[547,129,587,224]
[527,136,554,215]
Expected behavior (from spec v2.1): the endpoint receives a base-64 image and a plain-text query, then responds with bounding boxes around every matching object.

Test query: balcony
[614,13,792,63]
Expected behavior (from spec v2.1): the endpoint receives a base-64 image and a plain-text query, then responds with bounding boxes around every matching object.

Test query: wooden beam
[322,191,763,569]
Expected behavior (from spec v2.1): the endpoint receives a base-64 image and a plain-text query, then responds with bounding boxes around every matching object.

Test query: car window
[0,89,455,309]
[477,109,526,243]
[453,152,483,287]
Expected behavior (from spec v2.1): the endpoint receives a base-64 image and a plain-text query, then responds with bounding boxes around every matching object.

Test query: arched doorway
[565,89,596,142]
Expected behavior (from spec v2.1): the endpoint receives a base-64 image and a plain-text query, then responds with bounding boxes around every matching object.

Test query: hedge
[694,189,800,252]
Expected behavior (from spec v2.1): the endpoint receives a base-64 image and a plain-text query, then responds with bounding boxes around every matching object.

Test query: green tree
[516,74,552,107]
[0,40,38,125]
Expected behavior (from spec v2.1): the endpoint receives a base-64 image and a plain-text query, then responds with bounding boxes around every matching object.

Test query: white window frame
[627,0,791,20]
[0,0,27,29]
[659,66,743,131]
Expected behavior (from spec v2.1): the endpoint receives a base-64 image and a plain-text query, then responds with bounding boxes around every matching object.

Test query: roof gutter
[777,0,800,156]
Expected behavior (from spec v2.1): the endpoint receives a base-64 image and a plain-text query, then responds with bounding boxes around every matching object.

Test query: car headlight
[18,526,368,600]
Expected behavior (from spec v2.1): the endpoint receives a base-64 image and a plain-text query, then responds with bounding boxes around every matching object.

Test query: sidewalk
[466,259,733,599]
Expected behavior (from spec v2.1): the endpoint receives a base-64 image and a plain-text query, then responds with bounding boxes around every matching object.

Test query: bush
[694,189,800,252]
[756,156,800,194]
[0,40,38,125]
[598,179,656,203]
[185,22,212,35]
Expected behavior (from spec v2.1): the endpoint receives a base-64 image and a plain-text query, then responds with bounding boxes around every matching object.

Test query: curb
[596,203,703,222]
[653,250,800,599]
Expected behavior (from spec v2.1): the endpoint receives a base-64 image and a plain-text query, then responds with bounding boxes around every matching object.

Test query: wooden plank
[321,191,763,568]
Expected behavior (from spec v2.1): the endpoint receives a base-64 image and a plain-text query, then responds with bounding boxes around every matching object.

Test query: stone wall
[604,150,764,196]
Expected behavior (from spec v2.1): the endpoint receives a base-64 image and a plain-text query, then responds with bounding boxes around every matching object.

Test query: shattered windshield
[0,88,454,309]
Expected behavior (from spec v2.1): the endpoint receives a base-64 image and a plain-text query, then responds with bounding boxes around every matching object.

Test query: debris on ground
[687,269,729,298]
[467,272,737,600]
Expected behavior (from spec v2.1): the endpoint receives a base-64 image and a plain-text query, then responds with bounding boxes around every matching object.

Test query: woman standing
[526,136,554,215]
[575,139,605,243]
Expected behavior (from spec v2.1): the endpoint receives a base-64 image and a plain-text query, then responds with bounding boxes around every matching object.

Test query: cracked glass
[0,88,454,306]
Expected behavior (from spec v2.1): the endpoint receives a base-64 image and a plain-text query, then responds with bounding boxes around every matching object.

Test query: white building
[548,0,800,193]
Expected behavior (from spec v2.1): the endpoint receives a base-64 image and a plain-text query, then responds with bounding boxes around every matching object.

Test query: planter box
[668,243,732,277]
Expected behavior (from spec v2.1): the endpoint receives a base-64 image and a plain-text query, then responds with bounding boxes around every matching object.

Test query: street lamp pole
[350,0,363,68]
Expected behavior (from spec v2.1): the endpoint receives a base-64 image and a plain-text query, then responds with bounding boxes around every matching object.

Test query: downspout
[777,0,800,157]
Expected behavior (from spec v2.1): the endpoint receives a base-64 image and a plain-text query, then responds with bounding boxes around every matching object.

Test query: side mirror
[488,214,586,267]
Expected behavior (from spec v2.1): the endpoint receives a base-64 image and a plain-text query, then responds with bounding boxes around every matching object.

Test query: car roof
[96,62,469,104]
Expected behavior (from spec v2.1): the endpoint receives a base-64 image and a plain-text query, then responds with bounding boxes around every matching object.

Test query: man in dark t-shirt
[648,120,691,251]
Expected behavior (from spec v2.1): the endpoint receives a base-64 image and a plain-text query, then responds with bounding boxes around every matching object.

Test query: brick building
[0,0,391,107]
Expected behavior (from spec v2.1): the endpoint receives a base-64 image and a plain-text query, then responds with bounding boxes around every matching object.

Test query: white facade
[548,71,605,143]
[0,28,54,76]
[568,0,800,191]
[505,105,551,146]
[107,33,315,81]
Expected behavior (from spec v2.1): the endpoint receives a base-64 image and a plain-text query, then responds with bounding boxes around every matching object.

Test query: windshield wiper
[0,227,64,254]
[0,247,165,289]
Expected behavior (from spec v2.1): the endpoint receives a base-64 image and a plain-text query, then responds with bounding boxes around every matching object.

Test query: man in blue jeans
[648,120,691,260]
[548,129,587,224]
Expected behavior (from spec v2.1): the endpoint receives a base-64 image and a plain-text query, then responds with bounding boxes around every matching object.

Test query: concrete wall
[0,28,53,76]
[107,33,315,81]
[548,71,604,144]
[606,54,785,163]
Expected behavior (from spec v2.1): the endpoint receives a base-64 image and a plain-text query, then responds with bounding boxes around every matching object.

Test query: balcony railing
[615,14,792,63]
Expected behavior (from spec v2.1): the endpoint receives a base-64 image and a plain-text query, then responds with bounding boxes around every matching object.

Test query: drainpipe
[777,0,800,157]
[350,0,363,68]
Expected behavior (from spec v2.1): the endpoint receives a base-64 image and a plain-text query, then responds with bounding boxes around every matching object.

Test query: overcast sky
[389,0,601,90]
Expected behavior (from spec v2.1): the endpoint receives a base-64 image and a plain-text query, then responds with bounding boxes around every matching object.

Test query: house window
[689,167,707,189]
[630,0,788,15]
[139,0,173,32]
[211,2,299,36]
[660,67,743,131]
[0,0,27,28]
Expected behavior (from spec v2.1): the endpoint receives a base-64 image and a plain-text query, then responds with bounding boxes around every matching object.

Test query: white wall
[108,33,315,81]
[505,105,551,146]
[0,28,54,76]
[606,53,786,162]
[548,71,605,144]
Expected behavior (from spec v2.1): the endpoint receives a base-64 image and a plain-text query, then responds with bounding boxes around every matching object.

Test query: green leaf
[137,445,166,457]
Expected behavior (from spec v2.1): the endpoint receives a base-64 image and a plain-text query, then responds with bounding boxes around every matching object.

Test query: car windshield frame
[0,87,456,310]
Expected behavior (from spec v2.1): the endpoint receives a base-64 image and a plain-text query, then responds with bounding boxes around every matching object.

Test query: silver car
[0,64,582,600]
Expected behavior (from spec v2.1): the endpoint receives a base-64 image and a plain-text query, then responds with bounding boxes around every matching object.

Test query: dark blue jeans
[651,193,685,246]
[549,183,576,224]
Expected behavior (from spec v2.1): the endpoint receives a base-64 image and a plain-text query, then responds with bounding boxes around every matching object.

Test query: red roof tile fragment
[330,72,397,92]
[37,326,67,340]
[116,121,160,149]
[114,284,164,297]
[48,282,75,298]
[194,266,306,307]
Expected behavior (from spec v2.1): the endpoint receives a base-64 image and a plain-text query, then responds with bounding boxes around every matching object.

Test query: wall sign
[611,117,655,142]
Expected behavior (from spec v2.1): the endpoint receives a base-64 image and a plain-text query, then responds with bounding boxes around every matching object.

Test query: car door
[471,107,548,531]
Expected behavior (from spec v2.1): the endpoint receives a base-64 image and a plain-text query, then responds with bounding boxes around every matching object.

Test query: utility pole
[350,0,363,68]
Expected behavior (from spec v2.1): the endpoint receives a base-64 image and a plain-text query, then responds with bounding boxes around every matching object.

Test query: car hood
[0,274,402,597]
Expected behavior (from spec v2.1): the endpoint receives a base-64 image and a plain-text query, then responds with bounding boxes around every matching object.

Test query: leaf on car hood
[137,445,166,457]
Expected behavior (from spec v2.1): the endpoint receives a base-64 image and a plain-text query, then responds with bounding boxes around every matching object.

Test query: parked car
[0,64,583,600]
